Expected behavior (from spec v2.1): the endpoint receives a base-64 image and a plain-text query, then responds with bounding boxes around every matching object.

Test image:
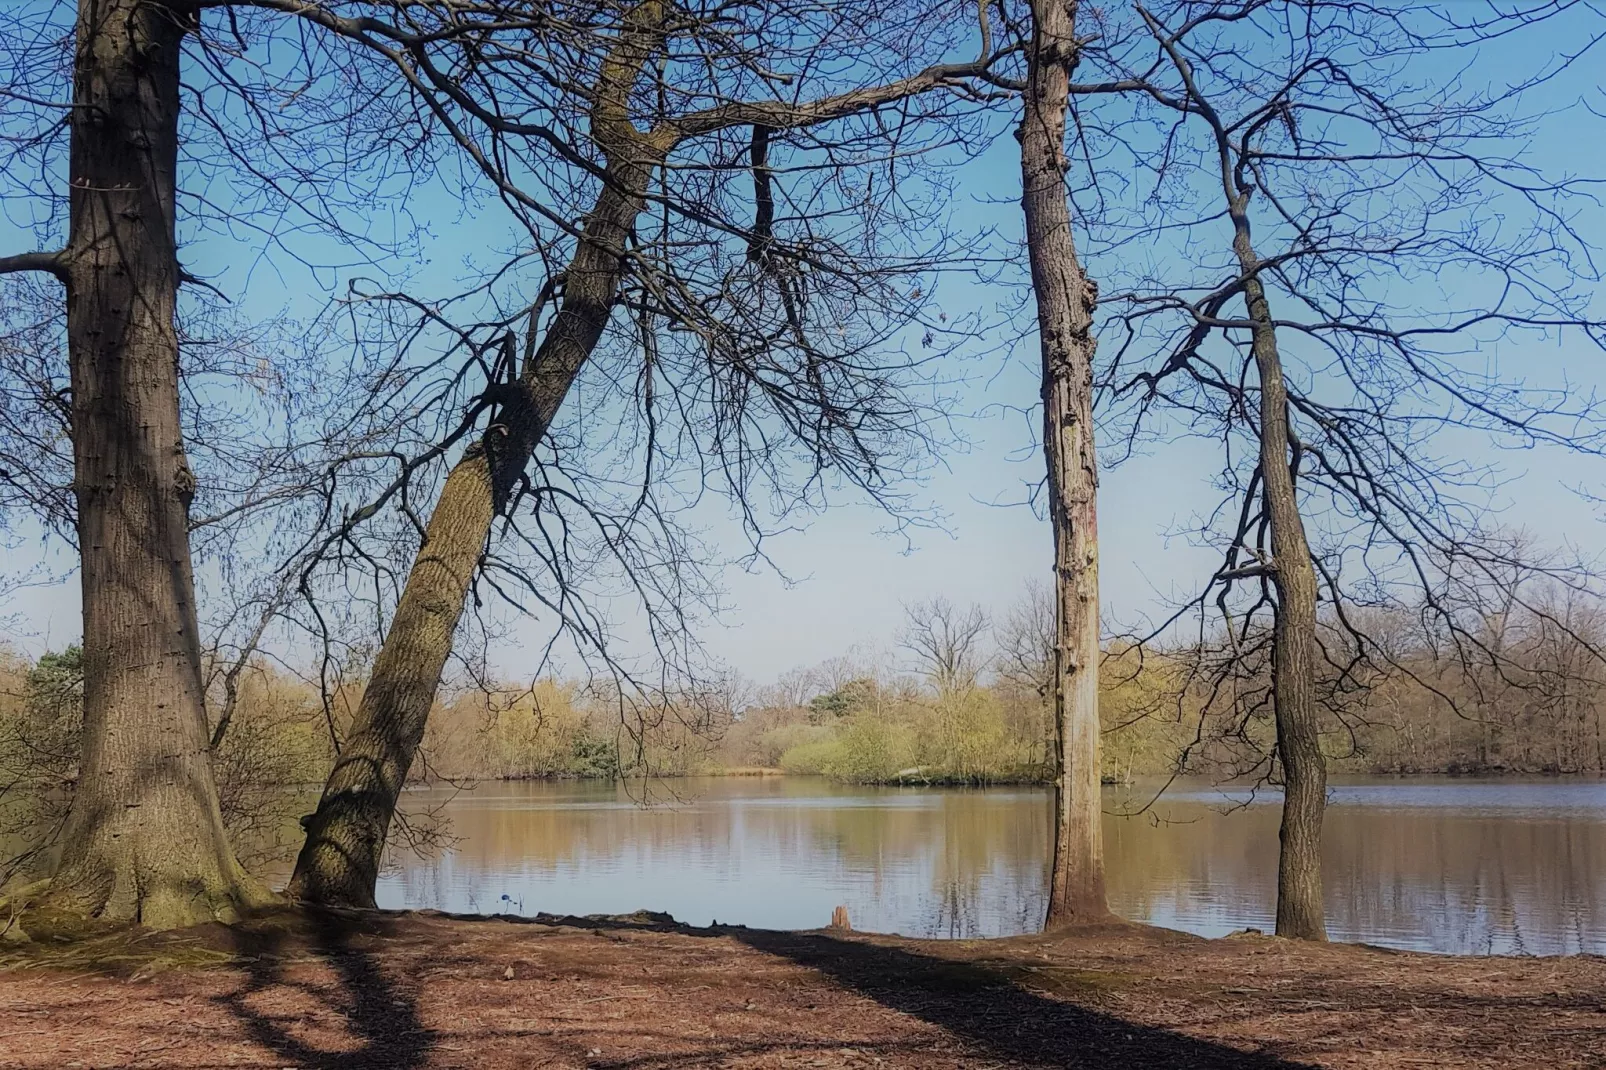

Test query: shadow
[727,927,1310,1069]
[551,913,1308,1068]
[218,909,435,1069]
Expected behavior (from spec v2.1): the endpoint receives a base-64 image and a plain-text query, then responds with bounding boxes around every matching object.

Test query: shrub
[822,716,915,783]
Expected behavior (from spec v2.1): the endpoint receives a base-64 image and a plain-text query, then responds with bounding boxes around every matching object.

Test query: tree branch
[0,251,66,281]
[662,56,1003,142]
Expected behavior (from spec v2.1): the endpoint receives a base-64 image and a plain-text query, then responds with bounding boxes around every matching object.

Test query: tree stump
[830,906,851,931]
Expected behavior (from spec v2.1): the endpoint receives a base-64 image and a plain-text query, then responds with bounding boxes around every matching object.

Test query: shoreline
[419,766,1606,787]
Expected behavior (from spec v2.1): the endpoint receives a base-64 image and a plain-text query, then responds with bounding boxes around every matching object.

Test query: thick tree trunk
[287,9,667,904]
[1231,207,1328,942]
[1020,0,1108,928]
[41,0,267,931]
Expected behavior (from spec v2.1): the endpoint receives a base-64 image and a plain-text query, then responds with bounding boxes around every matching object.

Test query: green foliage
[778,736,842,775]
[569,732,621,779]
[0,646,338,883]
[807,678,877,721]
[822,716,916,782]
[208,670,336,866]
[0,646,84,883]
[751,647,1208,786]
[918,690,1011,783]
[26,647,84,721]
[778,692,1030,785]
[753,723,830,767]
[419,678,725,782]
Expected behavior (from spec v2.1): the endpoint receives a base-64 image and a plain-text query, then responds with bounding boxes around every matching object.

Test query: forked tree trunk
[1230,203,1328,942]
[1020,0,1108,928]
[41,0,267,931]
[287,5,669,907]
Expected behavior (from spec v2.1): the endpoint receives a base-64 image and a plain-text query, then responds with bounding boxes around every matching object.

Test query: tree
[1072,0,1606,938]
[1136,4,1326,940]
[901,597,990,696]
[0,0,270,929]
[0,0,1000,924]
[0,0,692,927]
[1015,0,1109,927]
[996,581,1055,701]
[285,0,1011,907]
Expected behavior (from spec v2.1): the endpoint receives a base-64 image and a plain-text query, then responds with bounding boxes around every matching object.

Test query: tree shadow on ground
[726,927,1310,1069]
[558,913,1309,1069]
[219,909,434,1070]
[729,925,1304,1066]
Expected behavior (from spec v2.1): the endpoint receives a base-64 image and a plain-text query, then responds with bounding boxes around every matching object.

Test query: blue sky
[2,2,1604,686]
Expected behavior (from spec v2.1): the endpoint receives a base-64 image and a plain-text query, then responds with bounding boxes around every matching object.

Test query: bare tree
[996,580,1056,700]
[1066,0,1606,938]
[283,1,1013,907]
[0,0,274,929]
[0,0,477,926]
[0,0,1010,921]
[901,596,991,695]
[1136,3,1326,940]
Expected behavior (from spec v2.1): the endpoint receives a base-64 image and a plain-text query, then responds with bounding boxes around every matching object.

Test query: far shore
[405,765,1606,788]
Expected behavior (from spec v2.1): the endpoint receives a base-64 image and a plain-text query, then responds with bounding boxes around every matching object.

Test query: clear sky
[2,3,1603,688]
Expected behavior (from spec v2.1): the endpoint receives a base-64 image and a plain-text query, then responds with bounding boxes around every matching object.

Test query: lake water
[354,776,1606,956]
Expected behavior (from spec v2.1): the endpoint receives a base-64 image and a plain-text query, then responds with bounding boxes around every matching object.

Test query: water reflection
[338,776,1605,955]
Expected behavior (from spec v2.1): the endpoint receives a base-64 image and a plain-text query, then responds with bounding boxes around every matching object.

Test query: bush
[0,646,83,884]
[778,736,843,775]
[569,732,621,779]
[822,716,915,783]
[0,647,338,882]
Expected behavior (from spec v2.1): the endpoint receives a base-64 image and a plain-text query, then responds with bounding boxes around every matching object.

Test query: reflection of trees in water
[1336,812,1603,955]
[1105,797,1606,955]
[378,780,1606,953]
[380,781,1051,938]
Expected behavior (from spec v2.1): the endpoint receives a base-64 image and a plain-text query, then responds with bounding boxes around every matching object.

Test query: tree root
[0,871,280,943]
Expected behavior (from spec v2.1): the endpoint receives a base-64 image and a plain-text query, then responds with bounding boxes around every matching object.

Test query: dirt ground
[0,908,1600,1069]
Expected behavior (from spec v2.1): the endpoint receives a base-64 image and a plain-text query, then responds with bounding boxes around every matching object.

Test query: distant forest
[6,564,1601,880]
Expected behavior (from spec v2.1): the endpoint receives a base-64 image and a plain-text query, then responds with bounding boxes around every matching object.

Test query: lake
[347,776,1606,956]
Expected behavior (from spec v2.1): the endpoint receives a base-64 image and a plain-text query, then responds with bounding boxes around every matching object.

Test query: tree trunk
[286,178,656,905]
[1230,203,1328,942]
[41,0,267,931]
[287,4,668,903]
[1020,0,1108,928]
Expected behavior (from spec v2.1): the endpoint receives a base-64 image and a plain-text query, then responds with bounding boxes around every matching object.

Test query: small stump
[829,906,851,931]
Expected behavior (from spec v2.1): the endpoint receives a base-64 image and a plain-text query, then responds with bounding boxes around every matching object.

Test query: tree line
[1,0,1603,943]
[8,565,1605,885]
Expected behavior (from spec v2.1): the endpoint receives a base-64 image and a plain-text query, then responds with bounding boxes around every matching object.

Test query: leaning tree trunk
[284,198,645,906]
[41,0,266,931]
[1231,202,1328,942]
[1021,0,1108,928]
[287,6,668,906]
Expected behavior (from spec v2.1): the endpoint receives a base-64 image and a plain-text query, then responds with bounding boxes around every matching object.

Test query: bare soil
[0,908,1600,1068]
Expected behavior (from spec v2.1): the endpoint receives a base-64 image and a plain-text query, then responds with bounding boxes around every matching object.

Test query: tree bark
[41,0,267,931]
[1230,202,1328,942]
[287,4,669,907]
[1020,0,1108,928]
